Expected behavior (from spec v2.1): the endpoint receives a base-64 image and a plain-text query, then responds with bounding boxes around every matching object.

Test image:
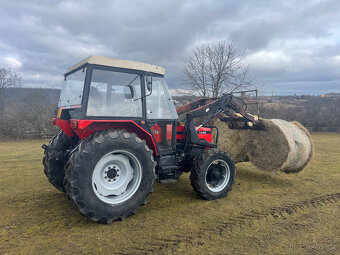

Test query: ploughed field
[0,133,339,255]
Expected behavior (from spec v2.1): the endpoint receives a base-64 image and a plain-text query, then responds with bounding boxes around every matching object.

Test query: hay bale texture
[246,119,291,171]
[216,120,252,163]
[216,119,313,173]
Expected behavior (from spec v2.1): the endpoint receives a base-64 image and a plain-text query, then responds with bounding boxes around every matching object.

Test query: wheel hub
[104,165,120,182]
[207,166,222,186]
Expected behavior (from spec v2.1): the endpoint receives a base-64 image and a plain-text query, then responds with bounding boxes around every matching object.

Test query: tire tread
[64,129,155,223]
[190,148,235,200]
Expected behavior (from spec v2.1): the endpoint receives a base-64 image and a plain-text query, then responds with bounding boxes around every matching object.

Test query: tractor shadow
[153,164,295,199]
[235,165,296,187]
[147,165,296,214]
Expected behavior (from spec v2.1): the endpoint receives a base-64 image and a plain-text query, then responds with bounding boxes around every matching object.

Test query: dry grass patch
[0,133,339,254]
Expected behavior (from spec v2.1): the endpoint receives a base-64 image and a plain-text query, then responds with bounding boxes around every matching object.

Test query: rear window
[58,68,86,107]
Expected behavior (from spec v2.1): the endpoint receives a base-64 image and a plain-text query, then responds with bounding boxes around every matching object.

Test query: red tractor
[43,56,261,223]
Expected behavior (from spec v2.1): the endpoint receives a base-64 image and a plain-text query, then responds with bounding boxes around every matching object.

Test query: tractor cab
[56,56,179,155]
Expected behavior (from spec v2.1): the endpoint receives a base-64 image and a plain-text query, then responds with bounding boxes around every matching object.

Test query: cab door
[144,74,178,153]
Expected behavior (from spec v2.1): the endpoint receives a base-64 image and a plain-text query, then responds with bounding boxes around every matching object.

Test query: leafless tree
[184,45,210,97]
[184,40,253,98]
[0,68,22,110]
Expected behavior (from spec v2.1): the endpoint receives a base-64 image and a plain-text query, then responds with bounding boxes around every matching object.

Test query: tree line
[0,86,59,139]
[257,96,340,132]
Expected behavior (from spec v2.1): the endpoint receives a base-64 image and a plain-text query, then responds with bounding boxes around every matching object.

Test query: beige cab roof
[65,55,165,75]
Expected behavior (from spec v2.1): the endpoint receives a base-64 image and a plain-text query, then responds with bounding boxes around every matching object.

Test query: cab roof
[65,55,166,76]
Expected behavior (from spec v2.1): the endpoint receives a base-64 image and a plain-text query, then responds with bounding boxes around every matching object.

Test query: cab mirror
[124,86,134,99]
[145,73,152,96]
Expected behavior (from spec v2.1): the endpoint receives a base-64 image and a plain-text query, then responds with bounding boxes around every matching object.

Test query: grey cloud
[0,0,339,94]
[229,1,340,51]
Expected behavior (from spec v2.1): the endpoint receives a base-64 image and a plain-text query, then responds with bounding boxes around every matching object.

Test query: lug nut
[105,176,107,179]
[117,174,120,177]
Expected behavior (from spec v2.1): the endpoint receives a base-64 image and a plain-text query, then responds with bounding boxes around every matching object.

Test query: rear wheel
[43,131,78,193]
[190,149,235,200]
[64,130,156,223]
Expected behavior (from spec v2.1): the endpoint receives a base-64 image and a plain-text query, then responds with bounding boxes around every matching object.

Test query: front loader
[43,56,262,223]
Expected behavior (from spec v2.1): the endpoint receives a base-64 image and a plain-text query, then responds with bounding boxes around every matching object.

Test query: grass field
[0,133,339,255]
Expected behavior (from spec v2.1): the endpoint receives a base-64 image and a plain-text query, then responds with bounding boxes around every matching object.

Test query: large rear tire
[190,149,235,200]
[43,131,78,193]
[64,130,156,223]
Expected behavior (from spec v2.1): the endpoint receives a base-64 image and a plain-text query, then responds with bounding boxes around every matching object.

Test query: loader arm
[175,94,263,162]
[176,94,262,130]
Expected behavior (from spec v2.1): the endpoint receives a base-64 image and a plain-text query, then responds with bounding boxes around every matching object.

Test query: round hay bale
[212,118,313,174]
[247,119,290,172]
[248,119,313,173]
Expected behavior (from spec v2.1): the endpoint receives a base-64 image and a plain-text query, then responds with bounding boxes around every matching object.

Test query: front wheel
[64,130,156,223]
[190,149,235,200]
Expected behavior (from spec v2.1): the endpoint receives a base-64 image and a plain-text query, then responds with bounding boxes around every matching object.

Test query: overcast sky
[0,0,340,95]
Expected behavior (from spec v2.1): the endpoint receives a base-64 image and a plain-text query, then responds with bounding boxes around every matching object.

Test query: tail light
[57,108,62,118]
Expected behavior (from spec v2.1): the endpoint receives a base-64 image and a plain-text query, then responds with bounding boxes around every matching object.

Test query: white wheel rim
[92,150,142,204]
[205,159,230,192]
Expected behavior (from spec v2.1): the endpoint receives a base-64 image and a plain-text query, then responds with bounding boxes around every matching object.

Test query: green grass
[0,133,339,254]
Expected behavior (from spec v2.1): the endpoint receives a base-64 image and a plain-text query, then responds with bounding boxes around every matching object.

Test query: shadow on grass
[236,165,295,187]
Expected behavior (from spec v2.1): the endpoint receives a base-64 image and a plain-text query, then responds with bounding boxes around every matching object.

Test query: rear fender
[70,120,158,156]
[52,119,74,137]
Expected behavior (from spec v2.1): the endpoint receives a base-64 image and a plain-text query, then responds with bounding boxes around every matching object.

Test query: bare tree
[0,68,22,110]
[184,46,210,97]
[184,40,253,98]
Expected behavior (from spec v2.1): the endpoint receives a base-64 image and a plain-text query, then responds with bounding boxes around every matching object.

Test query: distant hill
[5,87,61,107]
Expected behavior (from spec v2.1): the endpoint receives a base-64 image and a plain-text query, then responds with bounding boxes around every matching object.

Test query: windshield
[87,69,142,117]
[58,68,86,107]
[146,76,178,120]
